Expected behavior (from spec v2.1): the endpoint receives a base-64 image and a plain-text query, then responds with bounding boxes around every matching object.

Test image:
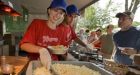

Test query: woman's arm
[20,43,44,53]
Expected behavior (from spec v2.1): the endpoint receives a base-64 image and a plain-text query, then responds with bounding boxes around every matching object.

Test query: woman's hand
[39,48,52,69]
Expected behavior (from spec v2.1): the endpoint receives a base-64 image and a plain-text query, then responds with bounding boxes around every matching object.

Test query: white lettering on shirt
[37,36,58,46]
[43,36,58,43]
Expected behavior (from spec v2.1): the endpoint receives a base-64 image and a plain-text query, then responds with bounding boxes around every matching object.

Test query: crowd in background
[77,24,115,59]
[76,11,140,65]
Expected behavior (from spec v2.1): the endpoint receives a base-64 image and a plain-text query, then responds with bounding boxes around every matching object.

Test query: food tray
[27,61,113,75]
[52,61,113,75]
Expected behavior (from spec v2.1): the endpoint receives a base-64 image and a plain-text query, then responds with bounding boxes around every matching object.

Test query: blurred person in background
[113,11,140,65]
[85,29,90,36]
[84,29,90,43]
[93,28,102,49]
[78,28,85,41]
[20,0,67,60]
[93,24,115,59]
[96,28,102,38]
[86,31,98,50]
[87,31,98,44]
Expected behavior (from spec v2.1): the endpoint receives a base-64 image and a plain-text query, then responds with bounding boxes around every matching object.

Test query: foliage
[77,0,119,31]
[76,0,140,32]
[125,0,140,14]
[133,21,140,26]
[5,7,28,33]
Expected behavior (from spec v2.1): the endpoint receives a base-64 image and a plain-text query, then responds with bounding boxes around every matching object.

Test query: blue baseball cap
[66,4,80,15]
[49,0,67,12]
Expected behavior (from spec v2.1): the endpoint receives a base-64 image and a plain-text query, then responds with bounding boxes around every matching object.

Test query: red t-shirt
[20,19,77,60]
[93,42,101,49]
[58,24,77,47]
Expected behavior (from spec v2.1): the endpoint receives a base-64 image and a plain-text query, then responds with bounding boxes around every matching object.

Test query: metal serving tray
[52,61,113,75]
[30,61,113,75]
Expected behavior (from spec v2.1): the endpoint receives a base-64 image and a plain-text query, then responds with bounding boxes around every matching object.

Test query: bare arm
[111,46,116,59]
[92,39,100,45]
[20,43,44,53]
[74,38,87,48]
[87,36,94,44]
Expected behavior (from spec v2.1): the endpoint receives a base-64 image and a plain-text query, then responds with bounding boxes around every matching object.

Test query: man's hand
[85,45,93,51]
[121,47,137,55]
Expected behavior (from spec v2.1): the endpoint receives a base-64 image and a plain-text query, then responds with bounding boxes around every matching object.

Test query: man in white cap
[113,11,140,65]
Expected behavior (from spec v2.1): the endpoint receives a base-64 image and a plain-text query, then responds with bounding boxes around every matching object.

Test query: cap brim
[48,6,66,13]
[77,13,80,16]
[116,13,127,18]
[57,7,66,12]
[76,11,80,16]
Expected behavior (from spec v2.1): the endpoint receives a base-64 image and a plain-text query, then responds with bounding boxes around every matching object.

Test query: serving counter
[0,56,29,75]
[26,60,113,75]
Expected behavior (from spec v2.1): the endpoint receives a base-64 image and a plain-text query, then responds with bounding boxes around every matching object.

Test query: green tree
[133,21,140,26]
[77,0,119,31]
[125,0,140,26]
[125,0,140,14]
